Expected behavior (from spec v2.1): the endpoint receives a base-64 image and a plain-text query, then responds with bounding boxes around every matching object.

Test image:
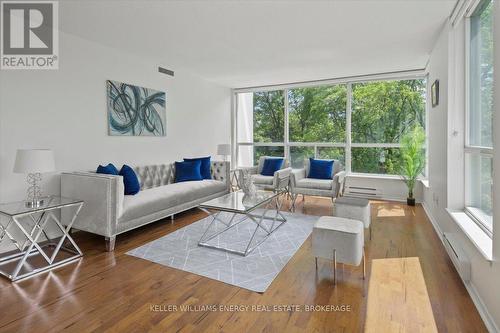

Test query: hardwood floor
[0,198,487,332]
[365,257,438,332]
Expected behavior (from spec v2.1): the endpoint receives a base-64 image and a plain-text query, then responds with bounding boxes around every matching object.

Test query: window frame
[464,0,494,236]
[234,74,428,176]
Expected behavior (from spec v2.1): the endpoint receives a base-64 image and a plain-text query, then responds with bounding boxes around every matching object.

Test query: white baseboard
[421,202,499,333]
[466,283,500,333]
[421,202,444,240]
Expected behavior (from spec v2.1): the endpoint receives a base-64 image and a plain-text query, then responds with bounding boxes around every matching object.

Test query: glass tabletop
[0,196,83,217]
[199,190,279,213]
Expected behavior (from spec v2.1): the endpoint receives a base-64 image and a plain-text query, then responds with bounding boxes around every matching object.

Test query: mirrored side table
[0,196,84,281]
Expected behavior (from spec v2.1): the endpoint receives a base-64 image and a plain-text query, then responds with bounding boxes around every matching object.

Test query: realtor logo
[1,1,58,69]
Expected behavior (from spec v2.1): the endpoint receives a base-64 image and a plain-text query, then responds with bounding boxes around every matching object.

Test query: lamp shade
[13,149,55,174]
[217,144,231,156]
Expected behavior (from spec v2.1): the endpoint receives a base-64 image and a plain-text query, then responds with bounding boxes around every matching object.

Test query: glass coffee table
[198,190,287,256]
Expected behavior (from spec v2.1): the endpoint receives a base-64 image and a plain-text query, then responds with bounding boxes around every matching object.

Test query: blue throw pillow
[96,163,119,175]
[308,158,334,180]
[184,156,211,179]
[261,158,284,176]
[175,160,203,182]
[119,164,140,195]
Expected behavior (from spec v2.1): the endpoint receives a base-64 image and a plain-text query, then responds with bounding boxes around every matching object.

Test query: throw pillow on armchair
[308,158,334,180]
[261,158,284,176]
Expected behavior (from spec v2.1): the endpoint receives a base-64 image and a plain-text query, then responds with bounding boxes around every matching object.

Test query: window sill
[347,173,402,180]
[446,209,493,262]
[348,173,428,183]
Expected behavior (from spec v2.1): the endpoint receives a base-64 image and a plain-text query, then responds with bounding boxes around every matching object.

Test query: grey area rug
[127,211,318,293]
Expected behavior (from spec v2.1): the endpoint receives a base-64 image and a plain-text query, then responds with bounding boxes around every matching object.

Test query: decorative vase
[407,197,416,206]
[240,169,257,197]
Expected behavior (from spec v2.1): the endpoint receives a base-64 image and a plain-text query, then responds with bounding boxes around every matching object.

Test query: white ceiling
[59,0,456,88]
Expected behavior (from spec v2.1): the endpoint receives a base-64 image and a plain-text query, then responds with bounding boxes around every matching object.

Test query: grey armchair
[290,158,346,210]
[238,156,292,193]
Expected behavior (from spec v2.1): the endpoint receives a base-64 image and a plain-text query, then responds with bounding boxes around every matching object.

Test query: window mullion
[346,83,352,173]
[284,89,290,160]
[351,143,401,148]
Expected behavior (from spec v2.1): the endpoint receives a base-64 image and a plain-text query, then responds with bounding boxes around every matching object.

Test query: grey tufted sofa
[61,161,230,251]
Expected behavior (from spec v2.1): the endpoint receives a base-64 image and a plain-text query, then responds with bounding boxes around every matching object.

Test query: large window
[352,81,425,143]
[288,85,347,167]
[288,85,346,143]
[466,0,494,234]
[351,148,403,175]
[236,78,426,174]
[253,91,285,143]
[351,80,426,174]
[236,91,285,166]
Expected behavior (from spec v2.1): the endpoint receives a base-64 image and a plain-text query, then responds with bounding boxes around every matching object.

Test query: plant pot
[407,197,416,206]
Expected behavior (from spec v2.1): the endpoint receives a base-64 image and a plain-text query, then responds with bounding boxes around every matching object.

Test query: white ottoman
[334,197,372,240]
[312,216,365,284]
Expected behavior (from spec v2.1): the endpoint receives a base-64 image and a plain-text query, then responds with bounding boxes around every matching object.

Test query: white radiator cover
[443,233,471,282]
[343,175,423,202]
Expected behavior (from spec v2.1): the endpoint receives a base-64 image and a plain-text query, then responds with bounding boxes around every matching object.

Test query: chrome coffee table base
[198,194,286,256]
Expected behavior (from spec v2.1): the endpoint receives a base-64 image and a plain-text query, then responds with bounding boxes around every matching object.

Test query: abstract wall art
[106,80,166,136]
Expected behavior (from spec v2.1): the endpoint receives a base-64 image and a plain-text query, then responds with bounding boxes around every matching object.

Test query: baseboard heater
[344,186,382,199]
[443,233,471,282]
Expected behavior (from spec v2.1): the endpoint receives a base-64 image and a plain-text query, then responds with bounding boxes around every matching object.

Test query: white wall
[0,31,231,202]
[424,19,500,332]
[424,23,451,229]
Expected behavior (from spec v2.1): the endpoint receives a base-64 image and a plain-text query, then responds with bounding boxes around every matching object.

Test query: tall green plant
[400,125,426,199]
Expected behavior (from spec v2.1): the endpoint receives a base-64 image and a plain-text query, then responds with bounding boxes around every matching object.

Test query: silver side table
[0,196,84,281]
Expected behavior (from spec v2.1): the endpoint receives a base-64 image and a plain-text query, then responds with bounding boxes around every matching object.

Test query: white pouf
[334,196,372,240]
[312,216,365,284]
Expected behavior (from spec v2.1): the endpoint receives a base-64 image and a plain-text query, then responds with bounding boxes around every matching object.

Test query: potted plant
[400,125,426,206]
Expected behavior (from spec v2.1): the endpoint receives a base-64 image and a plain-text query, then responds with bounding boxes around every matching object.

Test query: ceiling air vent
[158,67,174,77]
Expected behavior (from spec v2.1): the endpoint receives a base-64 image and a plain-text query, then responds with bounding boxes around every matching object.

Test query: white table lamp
[217,144,231,161]
[14,149,55,207]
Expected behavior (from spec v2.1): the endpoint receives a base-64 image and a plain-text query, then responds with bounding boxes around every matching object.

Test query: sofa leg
[105,236,116,252]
